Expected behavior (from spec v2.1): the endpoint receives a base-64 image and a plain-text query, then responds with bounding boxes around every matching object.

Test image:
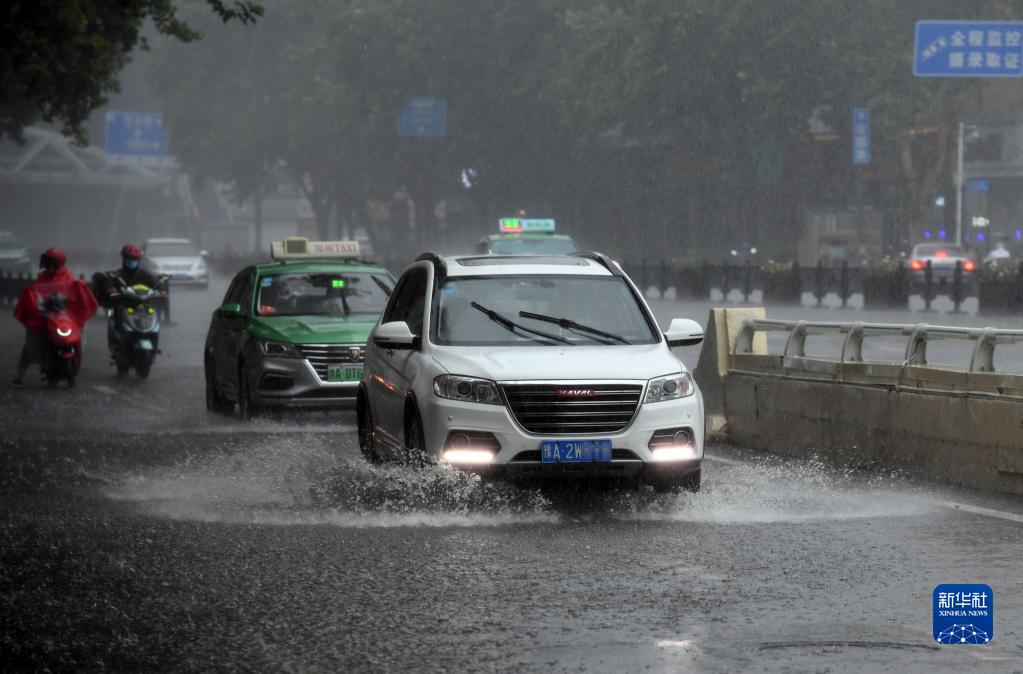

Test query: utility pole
[955,121,964,246]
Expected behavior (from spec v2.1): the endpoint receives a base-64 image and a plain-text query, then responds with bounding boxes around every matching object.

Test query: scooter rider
[94,244,161,308]
[10,248,98,387]
[93,244,163,354]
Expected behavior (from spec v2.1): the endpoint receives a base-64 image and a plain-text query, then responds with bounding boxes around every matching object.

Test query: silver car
[143,238,209,288]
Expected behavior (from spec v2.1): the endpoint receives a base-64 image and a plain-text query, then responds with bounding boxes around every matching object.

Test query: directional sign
[852,108,870,166]
[914,21,1023,77]
[397,98,446,138]
[105,111,174,166]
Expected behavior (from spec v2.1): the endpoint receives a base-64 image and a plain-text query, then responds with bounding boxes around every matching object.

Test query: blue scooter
[107,281,161,379]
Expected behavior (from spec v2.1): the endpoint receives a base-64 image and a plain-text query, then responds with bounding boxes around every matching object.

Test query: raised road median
[694,307,1023,495]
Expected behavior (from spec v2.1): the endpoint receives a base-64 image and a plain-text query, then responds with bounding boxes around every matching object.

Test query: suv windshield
[433,275,658,346]
[488,238,579,255]
[257,272,393,317]
[147,242,199,257]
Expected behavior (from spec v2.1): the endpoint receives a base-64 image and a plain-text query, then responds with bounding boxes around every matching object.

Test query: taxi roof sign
[499,218,555,233]
[270,237,360,261]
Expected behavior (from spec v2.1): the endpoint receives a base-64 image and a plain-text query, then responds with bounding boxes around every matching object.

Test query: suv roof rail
[571,251,623,276]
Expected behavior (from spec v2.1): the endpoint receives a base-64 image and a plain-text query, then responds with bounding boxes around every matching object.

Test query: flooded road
[2,280,1022,671]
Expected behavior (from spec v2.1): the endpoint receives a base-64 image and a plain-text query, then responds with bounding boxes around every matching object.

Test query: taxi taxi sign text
[270,238,361,260]
[499,218,556,234]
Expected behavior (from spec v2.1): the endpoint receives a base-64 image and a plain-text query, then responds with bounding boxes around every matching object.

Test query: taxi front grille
[499,383,643,435]
[295,343,366,381]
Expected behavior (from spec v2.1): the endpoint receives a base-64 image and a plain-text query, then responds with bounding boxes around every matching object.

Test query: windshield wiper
[518,311,630,344]
[470,302,572,345]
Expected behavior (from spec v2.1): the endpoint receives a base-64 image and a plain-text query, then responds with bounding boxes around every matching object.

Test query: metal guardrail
[735,318,1023,374]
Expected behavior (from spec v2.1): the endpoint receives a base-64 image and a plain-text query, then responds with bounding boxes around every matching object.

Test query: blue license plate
[541,439,612,463]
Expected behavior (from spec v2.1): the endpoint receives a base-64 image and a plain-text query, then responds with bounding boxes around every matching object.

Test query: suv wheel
[357,393,381,463]
[403,404,428,465]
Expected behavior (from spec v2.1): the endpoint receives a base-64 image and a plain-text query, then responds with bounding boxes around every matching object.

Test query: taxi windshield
[432,275,658,346]
[257,272,393,317]
[488,238,580,255]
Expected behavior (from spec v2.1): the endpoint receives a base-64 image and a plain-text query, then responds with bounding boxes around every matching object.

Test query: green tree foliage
[152,0,1023,258]
[0,0,262,144]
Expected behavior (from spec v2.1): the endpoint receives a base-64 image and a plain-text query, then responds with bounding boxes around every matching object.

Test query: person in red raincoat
[10,248,98,387]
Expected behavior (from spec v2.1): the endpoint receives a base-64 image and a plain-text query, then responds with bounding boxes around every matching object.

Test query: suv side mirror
[373,321,419,350]
[219,303,242,317]
[665,318,703,347]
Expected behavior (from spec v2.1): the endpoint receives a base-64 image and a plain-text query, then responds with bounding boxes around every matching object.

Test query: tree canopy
[0,0,262,143]
[150,0,1023,259]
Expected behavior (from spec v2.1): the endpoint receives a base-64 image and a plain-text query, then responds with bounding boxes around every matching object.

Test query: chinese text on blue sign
[852,108,870,166]
[914,21,1023,77]
[105,111,174,167]
[397,98,447,138]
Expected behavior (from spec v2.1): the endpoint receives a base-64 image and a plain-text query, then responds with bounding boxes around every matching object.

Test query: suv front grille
[295,343,366,381]
[499,383,643,435]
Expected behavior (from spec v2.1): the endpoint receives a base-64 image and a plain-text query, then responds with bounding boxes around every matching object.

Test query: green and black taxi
[204,238,395,418]
[475,218,580,256]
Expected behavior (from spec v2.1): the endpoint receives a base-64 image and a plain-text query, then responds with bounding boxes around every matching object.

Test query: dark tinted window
[382,267,428,335]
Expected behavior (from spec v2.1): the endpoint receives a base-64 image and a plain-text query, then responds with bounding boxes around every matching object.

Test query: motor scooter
[107,282,162,379]
[39,292,82,387]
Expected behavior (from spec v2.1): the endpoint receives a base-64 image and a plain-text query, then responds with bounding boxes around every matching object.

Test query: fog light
[442,449,495,465]
[651,445,695,462]
[449,432,471,450]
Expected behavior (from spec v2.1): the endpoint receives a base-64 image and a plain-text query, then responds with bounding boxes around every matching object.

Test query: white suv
[357,253,705,491]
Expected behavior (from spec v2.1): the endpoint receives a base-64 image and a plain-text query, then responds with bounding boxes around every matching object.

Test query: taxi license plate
[541,439,612,463]
[327,365,363,382]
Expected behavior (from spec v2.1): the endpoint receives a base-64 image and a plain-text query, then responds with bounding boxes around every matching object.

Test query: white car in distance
[358,252,705,491]
[143,238,209,288]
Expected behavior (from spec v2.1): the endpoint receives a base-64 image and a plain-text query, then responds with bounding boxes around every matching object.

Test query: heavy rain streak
[2,1,1023,672]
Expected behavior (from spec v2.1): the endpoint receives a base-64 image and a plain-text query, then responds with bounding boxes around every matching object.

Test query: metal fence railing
[735,317,1023,374]
[624,258,1023,315]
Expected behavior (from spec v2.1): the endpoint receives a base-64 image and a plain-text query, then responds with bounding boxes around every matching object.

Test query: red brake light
[935,250,948,258]
[963,260,976,271]
[910,259,924,271]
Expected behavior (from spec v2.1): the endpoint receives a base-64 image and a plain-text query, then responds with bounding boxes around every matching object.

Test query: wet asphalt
[1,274,1022,672]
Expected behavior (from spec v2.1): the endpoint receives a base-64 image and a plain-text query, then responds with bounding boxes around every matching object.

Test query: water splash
[621,455,934,524]
[103,434,554,528]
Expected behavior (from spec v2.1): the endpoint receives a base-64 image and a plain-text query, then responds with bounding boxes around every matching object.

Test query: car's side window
[382,267,427,335]
[404,269,427,336]
[235,273,254,316]
[223,274,245,306]
[381,275,410,324]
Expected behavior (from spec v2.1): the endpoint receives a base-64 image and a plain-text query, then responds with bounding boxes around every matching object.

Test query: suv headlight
[261,341,300,357]
[645,372,695,403]
[433,375,503,405]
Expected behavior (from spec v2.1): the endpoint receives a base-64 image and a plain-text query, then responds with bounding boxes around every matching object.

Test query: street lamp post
[955,122,964,245]
[955,122,979,245]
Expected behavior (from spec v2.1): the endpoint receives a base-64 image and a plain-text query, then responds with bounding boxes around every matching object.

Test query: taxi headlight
[433,375,503,405]
[261,341,300,357]
[645,372,695,403]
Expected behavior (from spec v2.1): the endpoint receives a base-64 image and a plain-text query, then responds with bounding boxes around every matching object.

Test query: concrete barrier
[694,308,1023,496]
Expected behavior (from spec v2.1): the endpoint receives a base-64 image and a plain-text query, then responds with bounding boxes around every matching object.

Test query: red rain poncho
[14,266,99,333]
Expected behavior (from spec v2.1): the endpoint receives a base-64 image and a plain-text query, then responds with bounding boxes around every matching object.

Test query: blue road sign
[852,107,870,166]
[397,98,446,138]
[914,21,1023,77]
[105,111,173,166]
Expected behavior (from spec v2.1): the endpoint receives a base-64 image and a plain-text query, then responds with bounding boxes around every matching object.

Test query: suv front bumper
[420,391,703,483]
